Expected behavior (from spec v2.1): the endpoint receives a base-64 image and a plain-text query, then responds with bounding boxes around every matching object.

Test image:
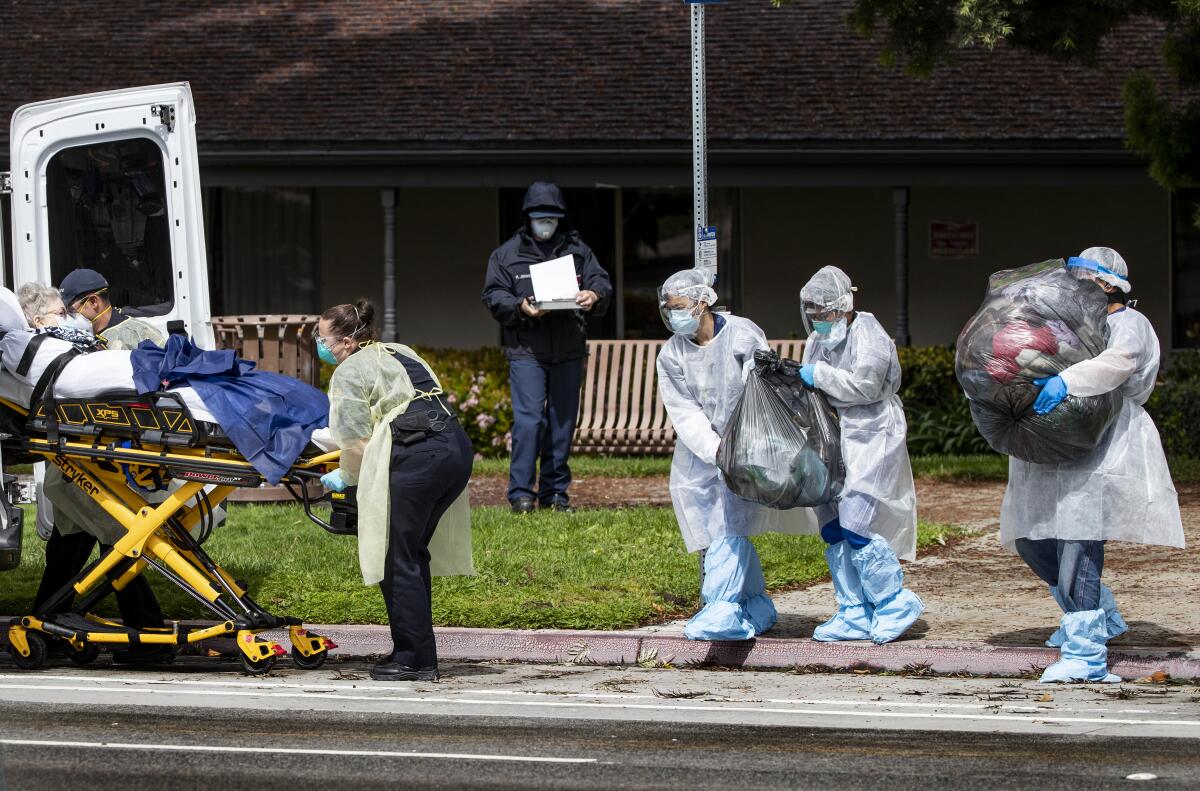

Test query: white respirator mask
[530,218,559,241]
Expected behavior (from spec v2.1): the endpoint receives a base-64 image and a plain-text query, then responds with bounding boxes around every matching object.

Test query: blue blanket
[131,336,329,484]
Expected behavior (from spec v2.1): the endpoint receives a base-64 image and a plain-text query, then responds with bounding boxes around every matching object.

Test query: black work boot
[510,496,536,514]
[370,660,439,682]
[544,497,575,514]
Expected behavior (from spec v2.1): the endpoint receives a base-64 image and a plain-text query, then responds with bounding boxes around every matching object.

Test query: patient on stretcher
[0,287,329,483]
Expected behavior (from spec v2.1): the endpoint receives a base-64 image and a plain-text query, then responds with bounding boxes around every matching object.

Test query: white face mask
[530,218,559,241]
[62,313,93,333]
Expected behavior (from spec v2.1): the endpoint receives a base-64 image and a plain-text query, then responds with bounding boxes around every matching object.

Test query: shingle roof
[0,0,1166,149]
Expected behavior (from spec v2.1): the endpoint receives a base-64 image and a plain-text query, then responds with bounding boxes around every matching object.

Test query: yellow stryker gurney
[1,387,354,675]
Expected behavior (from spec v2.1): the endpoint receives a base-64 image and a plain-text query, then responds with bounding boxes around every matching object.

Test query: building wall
[740,183,1170,348]
[741,188,896,340]
[316,187,501,349]
[907,185,1170,346]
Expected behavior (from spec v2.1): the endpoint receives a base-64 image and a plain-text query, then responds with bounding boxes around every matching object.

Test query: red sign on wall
[930,221,979,258]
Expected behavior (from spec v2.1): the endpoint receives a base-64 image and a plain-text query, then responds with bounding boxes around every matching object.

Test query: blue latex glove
[320,469,348,493]
[1032,375,1068,415]
[799,364,816,388]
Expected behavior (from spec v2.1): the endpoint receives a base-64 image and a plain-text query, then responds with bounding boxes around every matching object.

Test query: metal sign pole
[691,0,705,274]
[688,1,718,284]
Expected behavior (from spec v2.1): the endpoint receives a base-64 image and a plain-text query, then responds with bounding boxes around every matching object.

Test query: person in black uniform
[481,182,612,513]
[318,299,473,682]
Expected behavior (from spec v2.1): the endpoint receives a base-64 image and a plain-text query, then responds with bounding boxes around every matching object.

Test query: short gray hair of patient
[16,282,63,323]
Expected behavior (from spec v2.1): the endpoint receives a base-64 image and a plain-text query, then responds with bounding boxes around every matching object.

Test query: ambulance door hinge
[151,104,176,132]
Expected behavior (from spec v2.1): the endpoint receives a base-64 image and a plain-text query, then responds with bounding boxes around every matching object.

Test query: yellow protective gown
[328,342,474,585]
[98,313,165,351]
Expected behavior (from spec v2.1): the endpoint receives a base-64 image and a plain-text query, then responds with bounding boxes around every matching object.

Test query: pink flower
[473,452,483,462]
[446,393,458,405]
[475,414,496,430]
[463,396,479,409]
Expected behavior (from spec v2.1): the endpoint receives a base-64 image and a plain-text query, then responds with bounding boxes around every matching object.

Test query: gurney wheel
[240,652,277,676]
[10,632,47,670]
[290,646,328,670]
[68,643,100,666]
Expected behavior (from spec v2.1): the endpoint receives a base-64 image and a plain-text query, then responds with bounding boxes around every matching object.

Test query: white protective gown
[657,314,816,552]
[1000,307,1184,550]
[802,312,917,560]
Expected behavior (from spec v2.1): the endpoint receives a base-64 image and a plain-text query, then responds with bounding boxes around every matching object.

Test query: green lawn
[0,505,962,630]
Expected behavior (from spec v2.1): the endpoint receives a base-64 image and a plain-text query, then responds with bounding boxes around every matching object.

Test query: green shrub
[897,346,992,455]
[415,346,512,458]
[1147,349,1200,459]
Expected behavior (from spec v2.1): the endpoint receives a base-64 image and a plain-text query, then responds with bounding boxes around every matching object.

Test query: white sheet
[0,351,218,425]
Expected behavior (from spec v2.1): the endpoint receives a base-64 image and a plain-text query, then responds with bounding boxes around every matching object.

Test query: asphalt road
[0,704,1196,791]
[1,658,1198,789]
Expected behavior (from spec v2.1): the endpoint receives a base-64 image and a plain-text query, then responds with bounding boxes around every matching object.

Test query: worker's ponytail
[321,298,379,343]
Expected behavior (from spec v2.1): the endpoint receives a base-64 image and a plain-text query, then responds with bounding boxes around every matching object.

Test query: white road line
[0,673,344,691]
[0,738,597,764]
[5,676,1137,716]
[1,683,1198,729]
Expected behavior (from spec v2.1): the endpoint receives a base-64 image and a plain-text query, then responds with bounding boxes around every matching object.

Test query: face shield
[658,270,717,335]
[799,266,856,339]
[1066,256,1131,294]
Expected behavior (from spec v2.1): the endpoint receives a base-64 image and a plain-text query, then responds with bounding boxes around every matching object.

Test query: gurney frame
[3,395,345,674]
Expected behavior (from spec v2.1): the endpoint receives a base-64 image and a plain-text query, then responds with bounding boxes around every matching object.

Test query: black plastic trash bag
[717,349,844,509]
[955,259,1121,464]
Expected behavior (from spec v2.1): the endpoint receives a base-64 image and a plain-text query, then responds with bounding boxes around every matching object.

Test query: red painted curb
[208,624,1200,680]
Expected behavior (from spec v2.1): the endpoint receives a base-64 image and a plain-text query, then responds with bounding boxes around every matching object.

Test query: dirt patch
[468,475,671,508]
[468,475,1006,523]
[768,482,1200,649]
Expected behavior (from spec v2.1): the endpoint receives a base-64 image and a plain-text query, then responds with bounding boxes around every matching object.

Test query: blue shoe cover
[684,537,777,641]
[812,542,872,642]
[1046,584,1129,647]
[850,536,924,644]
[1039,609,1121,684]
[869,588,925,644]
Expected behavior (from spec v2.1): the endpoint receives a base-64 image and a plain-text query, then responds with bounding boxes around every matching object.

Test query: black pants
[380,425,473,668]
[33,527,165,629]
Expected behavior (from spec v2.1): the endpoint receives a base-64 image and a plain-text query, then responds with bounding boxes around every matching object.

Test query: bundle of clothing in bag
[955,260,1121,464]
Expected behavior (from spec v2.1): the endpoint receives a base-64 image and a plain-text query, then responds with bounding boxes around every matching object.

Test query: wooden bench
[573,338,806,455]
[210,315,321,386]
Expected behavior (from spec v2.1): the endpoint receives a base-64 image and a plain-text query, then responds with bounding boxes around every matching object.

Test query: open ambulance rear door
[5,82,213,346]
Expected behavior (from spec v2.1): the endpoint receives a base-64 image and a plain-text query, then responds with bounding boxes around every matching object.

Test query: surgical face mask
[811,319,835,335]
[667,309,700,336]
[530,218,558,241]
[62,313,93,333]
[316,339,339,366]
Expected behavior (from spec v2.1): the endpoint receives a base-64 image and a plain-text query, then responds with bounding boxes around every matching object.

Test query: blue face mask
[668,309,700,336]
[811,320,834,335]
[316,339,338,366]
